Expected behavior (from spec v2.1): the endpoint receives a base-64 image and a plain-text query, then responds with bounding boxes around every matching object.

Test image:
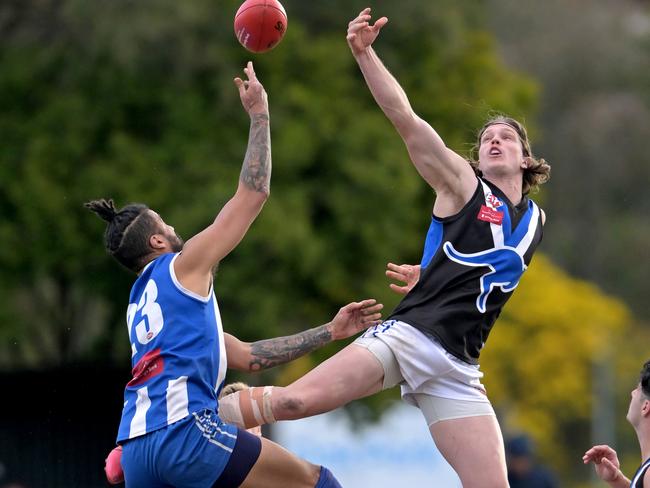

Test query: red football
[234,0,288,53]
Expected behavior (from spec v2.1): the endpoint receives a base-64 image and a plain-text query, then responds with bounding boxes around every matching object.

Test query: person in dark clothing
[583,360,650,488]
[506,434,558,488]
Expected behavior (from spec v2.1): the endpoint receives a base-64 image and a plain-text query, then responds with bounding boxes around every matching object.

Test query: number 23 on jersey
[127,279,165,356]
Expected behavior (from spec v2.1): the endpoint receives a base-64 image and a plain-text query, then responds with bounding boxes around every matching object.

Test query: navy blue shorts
[122,410,261,488]
[211,427,261,487]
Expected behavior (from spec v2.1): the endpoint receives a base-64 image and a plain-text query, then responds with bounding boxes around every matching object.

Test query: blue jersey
[117,253,228,443]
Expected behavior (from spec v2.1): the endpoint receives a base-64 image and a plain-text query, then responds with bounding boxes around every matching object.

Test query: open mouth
[489,148,502,156]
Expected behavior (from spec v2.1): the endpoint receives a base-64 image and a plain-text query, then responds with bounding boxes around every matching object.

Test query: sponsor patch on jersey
[485,193,503,210]
[128,348,164,387]
[477,205,504,225]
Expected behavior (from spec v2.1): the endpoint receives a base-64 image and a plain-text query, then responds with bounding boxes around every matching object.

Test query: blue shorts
[122,410,261,488]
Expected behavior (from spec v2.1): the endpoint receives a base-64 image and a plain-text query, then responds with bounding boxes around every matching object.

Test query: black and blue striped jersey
[388,177,543,364]
[632,457,650,487]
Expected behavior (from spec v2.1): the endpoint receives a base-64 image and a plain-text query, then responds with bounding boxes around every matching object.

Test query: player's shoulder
[522,193,545,225]
[134,253,177,290]
[148,252,177,274]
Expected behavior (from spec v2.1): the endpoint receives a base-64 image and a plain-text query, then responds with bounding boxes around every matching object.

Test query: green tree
[0,0,537,374]
[486,0,650,317]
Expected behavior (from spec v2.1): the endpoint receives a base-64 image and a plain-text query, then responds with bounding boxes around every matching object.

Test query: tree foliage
[486,0,650,317]
[0,1,646,484]
[0,0,536,369]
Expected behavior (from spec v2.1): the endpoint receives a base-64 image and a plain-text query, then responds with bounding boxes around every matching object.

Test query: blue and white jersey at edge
[116,252,228,443]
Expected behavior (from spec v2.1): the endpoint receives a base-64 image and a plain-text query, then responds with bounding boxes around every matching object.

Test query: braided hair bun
[84,198,118,222]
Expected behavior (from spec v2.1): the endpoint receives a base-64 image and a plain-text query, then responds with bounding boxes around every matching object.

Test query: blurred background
[0,0,649,486]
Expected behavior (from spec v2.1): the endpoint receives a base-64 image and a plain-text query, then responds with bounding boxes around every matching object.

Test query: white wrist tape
[218,386,276,429]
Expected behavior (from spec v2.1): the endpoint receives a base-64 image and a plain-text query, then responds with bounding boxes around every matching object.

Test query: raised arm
[347,8,476,215]
[174,62,271,295]
[225,299,383,372]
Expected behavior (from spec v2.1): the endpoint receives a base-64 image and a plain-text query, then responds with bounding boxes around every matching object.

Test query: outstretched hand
[346,7,388,56]
[234,61,268,116]
[386,263,420,295]
[582,445,625,484]
[330,299,383,340]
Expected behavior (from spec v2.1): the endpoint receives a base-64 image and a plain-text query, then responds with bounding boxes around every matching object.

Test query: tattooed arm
[225,329,331,372]
[174,61,271,296]
[225,299,384,372]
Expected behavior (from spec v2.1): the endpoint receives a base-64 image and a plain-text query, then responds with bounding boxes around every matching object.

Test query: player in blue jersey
[86,61,382,488]
[583,360,650,488]
[102,299,383,486]
[105,382,264,484]
[103,300,383,485]
[218,10,552,488]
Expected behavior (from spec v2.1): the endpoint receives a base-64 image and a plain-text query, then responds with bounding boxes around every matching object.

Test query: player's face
[626,383,646,427]
[166,228,184,253]
[151,211,184,252]
[478,123,525,176]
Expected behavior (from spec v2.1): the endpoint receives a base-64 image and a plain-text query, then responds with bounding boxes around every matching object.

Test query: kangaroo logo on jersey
[443,241,526,313]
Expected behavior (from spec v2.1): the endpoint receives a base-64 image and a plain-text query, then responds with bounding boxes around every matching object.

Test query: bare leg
[429,415,509,488]
[272,344,385,420]
[240,437,321,488]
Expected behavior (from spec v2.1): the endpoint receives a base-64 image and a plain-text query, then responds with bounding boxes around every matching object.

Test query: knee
[274,388,309,420]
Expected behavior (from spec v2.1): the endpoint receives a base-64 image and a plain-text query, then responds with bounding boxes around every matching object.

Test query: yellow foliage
[481,253,631,473]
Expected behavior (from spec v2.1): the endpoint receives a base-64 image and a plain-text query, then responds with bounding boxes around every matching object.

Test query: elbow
[248,180,270,201]
[392,111,420,137]
[259,186,271,201]
[252,187,270,207]
[237,183,270,207]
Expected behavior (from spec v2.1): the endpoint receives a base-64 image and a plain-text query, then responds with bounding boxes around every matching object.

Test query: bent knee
[275,390,309,420]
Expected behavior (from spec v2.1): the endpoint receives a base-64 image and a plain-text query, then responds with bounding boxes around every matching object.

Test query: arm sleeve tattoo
[248,324,332,371]
[240,113,271,193]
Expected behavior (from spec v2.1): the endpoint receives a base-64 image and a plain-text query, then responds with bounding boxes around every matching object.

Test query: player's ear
[149,234,167,250]
[642,399,650,418]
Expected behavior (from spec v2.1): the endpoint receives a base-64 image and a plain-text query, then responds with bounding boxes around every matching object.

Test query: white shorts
[354,320,494,425]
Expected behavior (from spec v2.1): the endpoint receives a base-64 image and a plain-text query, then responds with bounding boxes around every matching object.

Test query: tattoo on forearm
[249,324,331,371]
[240,113,271,193]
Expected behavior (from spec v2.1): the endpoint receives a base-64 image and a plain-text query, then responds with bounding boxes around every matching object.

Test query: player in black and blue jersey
[218,9,551,488]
